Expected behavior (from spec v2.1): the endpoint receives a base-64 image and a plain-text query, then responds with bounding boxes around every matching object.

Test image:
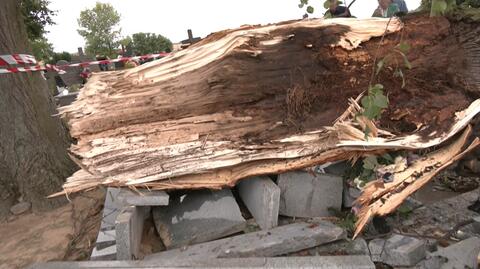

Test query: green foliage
[77,2,121,57]
[20,0,56,41]
[347,153,395,188]
[30,36,54,62]
[49,51,71,65]
[360,84,388,120]
[130,33,173,55]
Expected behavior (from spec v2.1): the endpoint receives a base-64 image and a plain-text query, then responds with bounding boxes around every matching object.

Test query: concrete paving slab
[145,221,345,261]
[30,255,374,268]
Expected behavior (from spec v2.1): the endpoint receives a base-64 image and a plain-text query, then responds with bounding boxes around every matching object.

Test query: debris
[355,127,480,237]
[30,256,375,269]
[144,221,346,261]
[237,176,280,230]
[278,171,343,218]
[419,237,480,269]
[368,234,426,267]
[152,189,246,249]
[117,189,169,206]
[9,201,31,215]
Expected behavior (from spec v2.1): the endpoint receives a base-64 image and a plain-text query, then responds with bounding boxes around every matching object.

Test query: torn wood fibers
[55,15,480,236]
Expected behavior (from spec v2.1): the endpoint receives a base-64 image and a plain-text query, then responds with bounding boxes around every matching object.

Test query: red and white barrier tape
[0,52,169,74]
[0,54,37,66]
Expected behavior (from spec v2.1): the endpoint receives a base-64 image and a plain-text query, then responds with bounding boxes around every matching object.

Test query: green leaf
[307,6,314,13]
[298,3,305,8]
[374,94,389,108]
[369,84,384,95]
[396,42,410,54]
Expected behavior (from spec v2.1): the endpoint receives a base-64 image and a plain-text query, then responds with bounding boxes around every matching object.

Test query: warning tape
[0,52,169,74]
[0,54,37,66]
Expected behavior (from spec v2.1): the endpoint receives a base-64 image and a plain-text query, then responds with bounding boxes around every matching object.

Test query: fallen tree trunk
[55,14,479,202]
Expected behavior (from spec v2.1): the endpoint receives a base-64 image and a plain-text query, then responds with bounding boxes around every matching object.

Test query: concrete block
[115,206,148,260]
[368,234,426,267]
[117,189,169,206]
[153,189,246,249]
[237,176,280,230]
[90,244,117,261]
[278,171,343,217]
[145,221,346,261]
[29,256,375,269]
[421,237,480,269]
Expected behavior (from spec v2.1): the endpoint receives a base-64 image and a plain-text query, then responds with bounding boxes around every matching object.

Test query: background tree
[30,36,54,62]
[0,0,75,214]
[131,32,173,55]
[77,2,121,57]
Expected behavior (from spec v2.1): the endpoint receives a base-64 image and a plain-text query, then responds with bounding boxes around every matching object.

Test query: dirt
[0,190,104,269]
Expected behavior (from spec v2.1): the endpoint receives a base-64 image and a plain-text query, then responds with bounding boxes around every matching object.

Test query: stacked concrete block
[237,176,280,230]
[278,171,343,217]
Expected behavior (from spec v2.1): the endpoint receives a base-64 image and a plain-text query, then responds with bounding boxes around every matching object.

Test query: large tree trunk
[0,0,76,212]
[54,14,480,197]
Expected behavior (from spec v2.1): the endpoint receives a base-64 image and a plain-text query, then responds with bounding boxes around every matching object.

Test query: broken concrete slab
[10,201,31,215]
[369,234,426,267]
[145,221,346,261]
[278,171,343,217]
[29,256,375,269]
[237,176,280,230]
[419,237,480,269]
[116,206,149,260]
[117,189,169,206]
[153,189,246,249]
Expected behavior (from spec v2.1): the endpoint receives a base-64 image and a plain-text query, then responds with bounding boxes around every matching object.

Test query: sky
[45,0,421,53]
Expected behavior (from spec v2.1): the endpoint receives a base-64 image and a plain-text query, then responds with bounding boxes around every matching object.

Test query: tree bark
[0,0,76,211]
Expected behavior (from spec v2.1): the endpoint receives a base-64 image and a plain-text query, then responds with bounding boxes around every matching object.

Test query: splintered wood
[55,15,480,238]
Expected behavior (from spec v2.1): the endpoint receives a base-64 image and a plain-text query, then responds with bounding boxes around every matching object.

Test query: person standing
[372,0,400,18]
